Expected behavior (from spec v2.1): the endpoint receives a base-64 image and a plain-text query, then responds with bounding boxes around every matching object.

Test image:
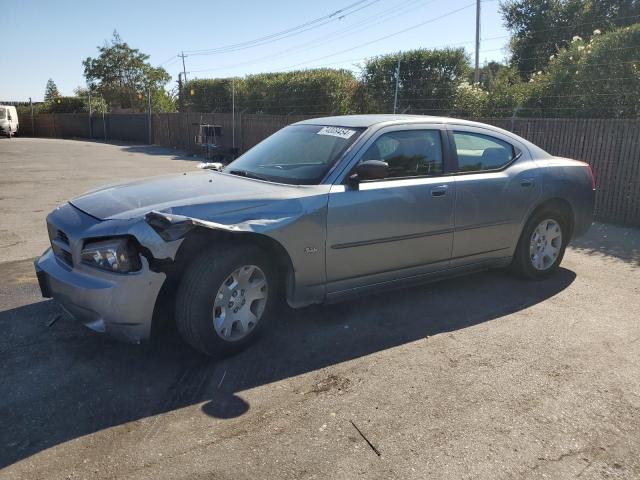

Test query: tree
[44,79,60,102]
[474,61,510,89]
[358,48,470,114]
[482,66,530,117]
[74,87,109,114]
[501,0,640,78]
[521,24,640,117]
[82,31,171,111]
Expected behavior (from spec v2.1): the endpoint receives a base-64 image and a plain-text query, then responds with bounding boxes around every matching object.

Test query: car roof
[294,114,553,158]
[294,114,494,129]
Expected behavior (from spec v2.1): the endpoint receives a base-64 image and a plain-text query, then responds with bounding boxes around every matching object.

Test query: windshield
[0,108,5,120]
[223,124,364,185]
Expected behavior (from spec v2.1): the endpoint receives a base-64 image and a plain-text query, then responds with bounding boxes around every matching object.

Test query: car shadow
[571,222,640,266]
[0,268,575,468]
[119,144,204,162]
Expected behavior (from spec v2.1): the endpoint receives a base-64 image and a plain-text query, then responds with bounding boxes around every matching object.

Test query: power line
[183,0,379,56]
[189,2,474,75]
[272,35,514,74]
[158,55,178,66]
[188,0,437,73]
[272,2,477,72]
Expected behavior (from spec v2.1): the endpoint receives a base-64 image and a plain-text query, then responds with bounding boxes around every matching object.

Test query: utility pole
[393,56,401,114]
[178,73,184,112]
[102,109,107,142]
[179,52,188,83]
[29,97,34,136]
[147,86,152,144]
[474,0,481,84]
[232,77,236,149]
[88,89,93,138]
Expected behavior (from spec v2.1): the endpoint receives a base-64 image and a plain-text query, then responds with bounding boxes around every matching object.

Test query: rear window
[453,131,517,172]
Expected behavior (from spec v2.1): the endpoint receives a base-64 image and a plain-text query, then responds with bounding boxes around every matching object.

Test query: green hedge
[44,97,86,113]
[358,48,470,114]
[184,68,358,114]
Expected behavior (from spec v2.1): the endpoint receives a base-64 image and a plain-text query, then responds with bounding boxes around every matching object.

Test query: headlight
[81,238,142,273]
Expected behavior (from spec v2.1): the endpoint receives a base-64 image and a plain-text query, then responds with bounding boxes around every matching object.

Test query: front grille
[59,249,73,266]
[48,226,73,268]
[55,230,69,245]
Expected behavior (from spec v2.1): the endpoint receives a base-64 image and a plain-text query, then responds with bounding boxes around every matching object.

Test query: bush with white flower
[520,23,640,117]
[452,81,488,117]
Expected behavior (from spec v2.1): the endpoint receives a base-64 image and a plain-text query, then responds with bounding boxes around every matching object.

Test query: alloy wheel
[212,264,268,341]
[529,219,563,271]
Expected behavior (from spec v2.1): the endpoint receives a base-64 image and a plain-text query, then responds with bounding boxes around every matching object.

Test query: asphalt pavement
[1,138,639,480]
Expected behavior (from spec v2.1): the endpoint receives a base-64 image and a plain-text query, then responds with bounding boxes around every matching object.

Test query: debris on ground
[350,420,381,457]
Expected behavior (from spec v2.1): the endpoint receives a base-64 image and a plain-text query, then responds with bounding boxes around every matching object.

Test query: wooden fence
[17,113,640,227]
[149,112,314,153]
[19,113,149,142]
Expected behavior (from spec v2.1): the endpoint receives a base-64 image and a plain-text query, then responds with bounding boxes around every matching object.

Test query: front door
[325,125,455,295]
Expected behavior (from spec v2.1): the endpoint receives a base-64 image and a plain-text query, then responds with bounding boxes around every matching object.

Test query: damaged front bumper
[34,203,182,343]
[35,249,166,343]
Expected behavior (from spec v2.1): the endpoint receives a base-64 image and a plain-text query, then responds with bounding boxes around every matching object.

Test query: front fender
[145,191,330,307]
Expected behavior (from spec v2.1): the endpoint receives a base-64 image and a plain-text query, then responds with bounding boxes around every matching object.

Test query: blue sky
[3,0,511,101]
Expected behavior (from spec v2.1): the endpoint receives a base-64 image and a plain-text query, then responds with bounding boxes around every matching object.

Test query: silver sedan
[35,115,596,356]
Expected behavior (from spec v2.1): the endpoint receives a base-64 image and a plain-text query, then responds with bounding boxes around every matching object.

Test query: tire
[511,210,568,279]
[175,243,277,357]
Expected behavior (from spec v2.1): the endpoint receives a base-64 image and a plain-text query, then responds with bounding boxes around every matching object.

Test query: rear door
[325,124,456,295]
[448,125,541,265]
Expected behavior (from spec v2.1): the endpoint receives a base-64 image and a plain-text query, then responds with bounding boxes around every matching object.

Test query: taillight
[585,163,596,190]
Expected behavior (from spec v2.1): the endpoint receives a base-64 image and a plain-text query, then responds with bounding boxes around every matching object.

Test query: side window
[453,131,516,172]
[360,129,443,179]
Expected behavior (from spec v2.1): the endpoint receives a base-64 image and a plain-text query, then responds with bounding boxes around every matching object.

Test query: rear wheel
[512,211,567,279]
[175,244,276,357]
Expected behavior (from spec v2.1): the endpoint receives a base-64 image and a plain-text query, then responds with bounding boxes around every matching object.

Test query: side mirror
[350,160,389,183]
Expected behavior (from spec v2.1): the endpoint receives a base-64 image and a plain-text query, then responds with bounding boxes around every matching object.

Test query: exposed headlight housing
[81,237,142,273]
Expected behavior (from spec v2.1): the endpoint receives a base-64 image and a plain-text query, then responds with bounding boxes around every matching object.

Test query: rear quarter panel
[530,157,595,238]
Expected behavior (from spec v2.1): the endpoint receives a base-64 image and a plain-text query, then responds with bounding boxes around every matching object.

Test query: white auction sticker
[317,126,357,139]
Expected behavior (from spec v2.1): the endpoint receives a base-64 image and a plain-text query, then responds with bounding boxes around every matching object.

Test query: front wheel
[175,244,277,357]
[512,211,567,279]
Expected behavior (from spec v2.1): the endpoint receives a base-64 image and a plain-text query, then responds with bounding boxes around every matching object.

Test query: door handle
[431,185,448,197]
[520,178,534,187]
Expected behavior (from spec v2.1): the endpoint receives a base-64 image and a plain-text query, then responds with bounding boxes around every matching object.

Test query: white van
[0,105,19,136]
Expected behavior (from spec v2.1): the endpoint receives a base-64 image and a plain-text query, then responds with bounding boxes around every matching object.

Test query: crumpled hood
[70,171,300,220]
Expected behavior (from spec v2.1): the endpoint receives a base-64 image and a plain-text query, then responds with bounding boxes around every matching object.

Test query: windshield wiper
[227,169,270,181]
